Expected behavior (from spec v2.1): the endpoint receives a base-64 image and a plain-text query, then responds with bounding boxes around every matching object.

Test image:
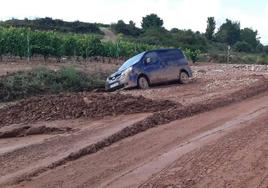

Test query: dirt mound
[0,126,73,138]
[0,93,177,127]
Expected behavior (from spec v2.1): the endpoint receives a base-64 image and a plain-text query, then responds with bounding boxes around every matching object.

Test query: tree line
[112,14,268,54]
[205,17,265,53]
[0,17,104,35]
[2,15,267,54]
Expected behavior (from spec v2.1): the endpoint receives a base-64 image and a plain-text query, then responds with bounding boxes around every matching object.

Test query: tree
[129,20,135,27]
[141,14,163,30]
[216,19,241,45]
[113,20,127,34]
[256,43,264,53]
[128,21,142,36]
[205,17,216,40]
[170,28,179,33]
[140,27,170,46]
[172,29,207,50]
[0,28,4,61]
[233,41,252,52]
[240,28,259,49]
[263,46,268,54]
[112,20,141,37]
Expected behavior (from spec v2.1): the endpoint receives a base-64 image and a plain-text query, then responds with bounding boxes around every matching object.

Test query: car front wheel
[138,76,149,89]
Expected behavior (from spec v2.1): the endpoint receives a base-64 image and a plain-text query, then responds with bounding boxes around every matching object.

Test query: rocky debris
[191,64,266,93]
[203,77,259,92]
[231,64,268,72]
[0,93,178,127]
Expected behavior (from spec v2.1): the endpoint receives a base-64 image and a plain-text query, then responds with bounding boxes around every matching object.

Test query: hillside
[0,17,103,35]
[0,15,268,64]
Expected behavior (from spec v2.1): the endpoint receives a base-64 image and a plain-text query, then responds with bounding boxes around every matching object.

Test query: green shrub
[0,67,106,102]
[184,49,201,62]
[209,51,268,64]
[209,53,227,63]
[256,55,268,65]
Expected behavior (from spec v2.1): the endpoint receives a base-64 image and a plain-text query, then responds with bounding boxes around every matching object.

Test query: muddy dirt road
[121,63,268,105]
[100,27,117,42]
[1,62,268,187]
[1,92,267,188]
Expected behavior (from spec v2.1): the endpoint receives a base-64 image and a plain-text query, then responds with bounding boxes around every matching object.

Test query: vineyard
[0,27,163,61]
[0,27,201,62]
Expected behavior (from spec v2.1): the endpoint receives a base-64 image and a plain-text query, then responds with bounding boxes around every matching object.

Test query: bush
[184,49,201,63]
[209,51,268,64]
[0,67,106,102]
[256,55,268,65]
[209,53,227,63]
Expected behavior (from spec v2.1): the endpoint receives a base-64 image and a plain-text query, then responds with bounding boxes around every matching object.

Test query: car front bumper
[105,75,137,91]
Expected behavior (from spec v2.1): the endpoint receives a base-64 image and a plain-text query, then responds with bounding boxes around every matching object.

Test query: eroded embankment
[0,93,177,127]
[0,126,73,138]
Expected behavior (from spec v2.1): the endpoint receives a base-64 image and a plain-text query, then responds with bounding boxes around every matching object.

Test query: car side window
[158,50,183,62]
[144,52,158,64]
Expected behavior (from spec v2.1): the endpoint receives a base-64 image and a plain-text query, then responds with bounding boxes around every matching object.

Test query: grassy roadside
[0,67,107,102]
[200,49,268,64]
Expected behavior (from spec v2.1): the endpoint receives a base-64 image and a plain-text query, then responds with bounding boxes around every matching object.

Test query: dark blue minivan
[105,48,192,91]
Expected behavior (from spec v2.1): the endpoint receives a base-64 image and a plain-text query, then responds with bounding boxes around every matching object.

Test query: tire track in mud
[0,114,150,186]
[1,78,268,186]
[141,112,268,188]
[103,107,268,188]
[45,78,268,164]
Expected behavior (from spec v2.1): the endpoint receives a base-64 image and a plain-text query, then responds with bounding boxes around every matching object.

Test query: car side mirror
[144,57,152,64]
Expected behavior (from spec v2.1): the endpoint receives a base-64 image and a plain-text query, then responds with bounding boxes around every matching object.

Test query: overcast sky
[1,0,268,44]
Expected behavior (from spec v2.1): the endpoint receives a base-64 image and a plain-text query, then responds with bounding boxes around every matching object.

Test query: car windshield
[118,52,145,71]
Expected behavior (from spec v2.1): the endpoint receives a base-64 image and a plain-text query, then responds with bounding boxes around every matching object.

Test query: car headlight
[121,67,132,77]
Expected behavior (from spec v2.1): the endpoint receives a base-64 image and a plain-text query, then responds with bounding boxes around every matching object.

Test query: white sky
[1,0,268,44]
